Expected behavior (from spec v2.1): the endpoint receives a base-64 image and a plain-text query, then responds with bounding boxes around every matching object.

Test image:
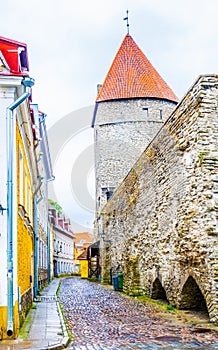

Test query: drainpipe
[46,176,55,284]
[33,196,38,299]
[47,222,51,283]
[31,104,42,299]
[33,189,43,299]
[6,76,35,337]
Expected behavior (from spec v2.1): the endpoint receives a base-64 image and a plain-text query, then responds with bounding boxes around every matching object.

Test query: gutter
[6,76,34,337]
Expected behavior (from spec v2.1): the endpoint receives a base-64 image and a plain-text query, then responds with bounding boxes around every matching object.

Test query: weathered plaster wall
[100,75,218,323]
[17,123,34,326]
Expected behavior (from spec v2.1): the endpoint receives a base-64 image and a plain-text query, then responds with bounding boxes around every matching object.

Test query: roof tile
[96,34,178,103]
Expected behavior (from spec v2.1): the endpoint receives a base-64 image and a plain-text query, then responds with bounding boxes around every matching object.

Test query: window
[24,168,28,209]
[142,107,148,118]
[44,244,47,268]
[159,109,163,120]
[39,240,43,267]
[106,190,113,201]
[27,182,30,214]
[19,148,23,205]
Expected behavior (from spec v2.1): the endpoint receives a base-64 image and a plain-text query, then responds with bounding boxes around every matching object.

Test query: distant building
[77,250,89,279]
[74,232,93,273]
[48,202,75,276]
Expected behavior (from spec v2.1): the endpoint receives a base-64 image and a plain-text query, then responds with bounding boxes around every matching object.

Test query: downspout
[46,176,55,284]
[31,103,42,299]
[38,110,55,285]
[6,76,35,337]
[33,186,43,299]
[47,221,51,283]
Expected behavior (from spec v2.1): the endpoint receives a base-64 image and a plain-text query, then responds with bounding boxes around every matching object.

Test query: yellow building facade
[73,232,93,274]
[0,79,36,338]
[0,36,53,339]
[80,260,89,279]
[17,124,35,326]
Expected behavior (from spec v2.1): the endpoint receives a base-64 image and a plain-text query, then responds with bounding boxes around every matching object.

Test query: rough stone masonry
[100,74,218,324]
[94,98,176,217]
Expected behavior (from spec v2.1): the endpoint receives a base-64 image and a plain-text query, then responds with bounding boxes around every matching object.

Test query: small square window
[142,107,148,118]
[160,109,163,120]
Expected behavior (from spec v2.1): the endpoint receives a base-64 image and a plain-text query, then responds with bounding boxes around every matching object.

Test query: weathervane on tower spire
[123,10,129,34]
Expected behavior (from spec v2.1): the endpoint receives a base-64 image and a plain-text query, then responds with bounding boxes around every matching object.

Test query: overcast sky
[1,0,218,231]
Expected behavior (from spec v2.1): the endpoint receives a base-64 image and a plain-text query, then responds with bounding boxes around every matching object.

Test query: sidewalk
[0,278,70,350]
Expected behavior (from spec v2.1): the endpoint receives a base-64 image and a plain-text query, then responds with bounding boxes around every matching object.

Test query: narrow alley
[59,277,218,350]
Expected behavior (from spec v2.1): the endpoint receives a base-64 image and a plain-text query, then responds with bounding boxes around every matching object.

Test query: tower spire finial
[123,10,129,34]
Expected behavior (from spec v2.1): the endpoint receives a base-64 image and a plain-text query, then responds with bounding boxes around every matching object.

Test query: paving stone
[58,277,218,349]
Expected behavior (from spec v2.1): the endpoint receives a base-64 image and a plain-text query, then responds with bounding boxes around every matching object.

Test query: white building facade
[48,203,74,276]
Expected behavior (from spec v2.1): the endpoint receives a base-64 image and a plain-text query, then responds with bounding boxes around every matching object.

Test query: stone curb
[46,280,71,350]
[54,298,71,350]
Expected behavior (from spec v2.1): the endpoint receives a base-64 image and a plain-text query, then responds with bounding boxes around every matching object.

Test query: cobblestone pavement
[59,277,218,350]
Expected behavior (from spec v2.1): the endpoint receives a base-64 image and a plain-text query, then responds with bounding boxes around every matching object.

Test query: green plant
[56,280,73,343]
[199,151,205,163]
[48,199,62,215]
[56,279,62,296]
[166,304,175,311]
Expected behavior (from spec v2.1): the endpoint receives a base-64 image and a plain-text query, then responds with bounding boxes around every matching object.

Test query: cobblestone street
[59,277,218,350]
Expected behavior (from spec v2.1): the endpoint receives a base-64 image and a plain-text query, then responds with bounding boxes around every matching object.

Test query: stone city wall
[100,75,218,323]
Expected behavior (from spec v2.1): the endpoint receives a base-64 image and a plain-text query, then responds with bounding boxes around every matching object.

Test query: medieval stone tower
[92,34,178,226]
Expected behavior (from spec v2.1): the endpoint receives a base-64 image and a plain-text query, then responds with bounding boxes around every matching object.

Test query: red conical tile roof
[96,34,178,103]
